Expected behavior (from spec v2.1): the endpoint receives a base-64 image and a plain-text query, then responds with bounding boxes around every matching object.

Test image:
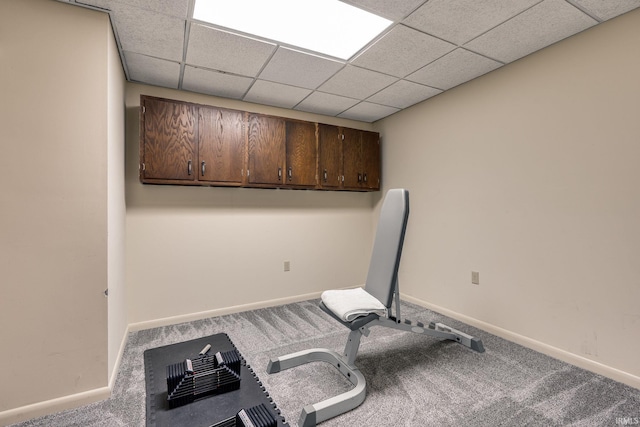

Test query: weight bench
[267,188,484,427]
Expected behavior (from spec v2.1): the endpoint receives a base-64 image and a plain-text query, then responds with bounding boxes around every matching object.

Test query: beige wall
[107,14,127,384]
[125,84,378,326]
[3,0,639,423]
[376,9,640,385]
[0,0,120,422]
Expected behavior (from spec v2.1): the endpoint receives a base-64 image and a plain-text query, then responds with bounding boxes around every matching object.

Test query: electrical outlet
[471,271,479,285]
[284,261,290,272]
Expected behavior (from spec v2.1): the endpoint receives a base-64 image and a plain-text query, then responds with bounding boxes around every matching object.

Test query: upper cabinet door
[318,124,342,189]
[247,113,286,185]
[341,127,381,191]
[361,130,380,190]
[198,107,245,185]
[285,120,317,187]
[141,97,197,181]
[342,127,362,189]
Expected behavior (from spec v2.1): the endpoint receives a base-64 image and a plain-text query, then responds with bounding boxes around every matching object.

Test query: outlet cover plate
[472,271,479,285]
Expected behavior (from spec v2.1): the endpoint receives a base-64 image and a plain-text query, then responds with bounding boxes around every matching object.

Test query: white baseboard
[403,294,640,390]
[128,291,324,332]
[0,387,110,427]
[109,325,130,390]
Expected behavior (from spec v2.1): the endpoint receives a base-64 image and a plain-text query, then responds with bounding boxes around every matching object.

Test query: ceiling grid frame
[61,0,640,122]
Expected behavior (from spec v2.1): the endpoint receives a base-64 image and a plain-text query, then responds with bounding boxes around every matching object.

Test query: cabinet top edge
[139,95,378,135]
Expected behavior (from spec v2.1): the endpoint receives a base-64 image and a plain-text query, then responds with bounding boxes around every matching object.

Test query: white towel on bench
[321,287,387,322]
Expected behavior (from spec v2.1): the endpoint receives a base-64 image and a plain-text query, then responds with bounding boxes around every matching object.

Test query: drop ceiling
[57,0,640,122]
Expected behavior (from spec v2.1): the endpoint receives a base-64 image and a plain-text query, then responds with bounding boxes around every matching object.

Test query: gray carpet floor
[11,300,640,426]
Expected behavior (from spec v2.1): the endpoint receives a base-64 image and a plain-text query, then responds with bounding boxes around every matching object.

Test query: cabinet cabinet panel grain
[342,127,362,189]
[285,120,317,187]
[198,106,245,184]
[141,97,197,181]
[361,130,380,190]
[341,127,380,191]
[140,95,380,191]
[318,124,342,189]
[247,114,286,185]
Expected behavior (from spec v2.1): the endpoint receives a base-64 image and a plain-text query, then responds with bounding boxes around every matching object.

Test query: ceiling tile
[108,5,185,61]
[294,92,360,117]
[407,48,503,90]
[64,0,635,121]
[338,102,400,122]
[343,0,427,21]
[352,25,455,77]
[186,24,276,77]
[259,48,345,90]
[244,80,312,109]
[124,51,180,88]
[367,80,441,109]
[77,0,189,18]
[182,66,253,99]
[572,0,640,20]
[318,65,397,100]
[404,0,541,46]
[465,0,597,63]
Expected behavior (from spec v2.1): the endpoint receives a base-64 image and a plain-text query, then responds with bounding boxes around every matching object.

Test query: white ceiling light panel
[193,0,392,59]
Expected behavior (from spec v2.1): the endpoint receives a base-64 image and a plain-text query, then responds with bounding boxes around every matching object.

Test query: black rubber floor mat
[144,333,288,427]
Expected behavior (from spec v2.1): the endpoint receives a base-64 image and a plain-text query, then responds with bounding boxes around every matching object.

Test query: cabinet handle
[323,169,328,182]
[188,160,192,175]
[288,167,292,181]
[363,173,367,183]
[278,167,282,180]
[201,161,206,176]
[357,173,362,183]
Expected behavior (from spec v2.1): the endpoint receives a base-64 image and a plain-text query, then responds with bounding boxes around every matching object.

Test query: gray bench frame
[267,189,484,426]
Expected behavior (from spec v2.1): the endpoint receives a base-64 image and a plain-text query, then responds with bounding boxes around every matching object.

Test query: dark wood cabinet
[247,113,286,186]
[198,106,245,185]
[247,115,317,188]
[342,127,362,189]
[285,120,317,187]
[318,124,342,189]
[140,96,380,191]
[140,97,197,182]
[360,130,381,191]
[342,128,380,191]
[319,125,381,191]
[141,97,246,186]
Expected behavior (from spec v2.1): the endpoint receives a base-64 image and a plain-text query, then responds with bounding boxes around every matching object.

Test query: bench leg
[267,347,366,427]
